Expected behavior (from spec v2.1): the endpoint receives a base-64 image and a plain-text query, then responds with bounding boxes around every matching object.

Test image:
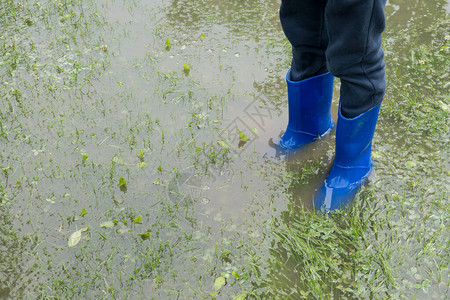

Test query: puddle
[0,0,448,298]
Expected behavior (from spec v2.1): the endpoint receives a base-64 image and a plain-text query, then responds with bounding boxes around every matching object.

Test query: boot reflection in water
[278,0,387,210]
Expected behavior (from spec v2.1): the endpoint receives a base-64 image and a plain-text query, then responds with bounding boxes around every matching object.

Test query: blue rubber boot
[276,70,335,150]
[314,103,381,211]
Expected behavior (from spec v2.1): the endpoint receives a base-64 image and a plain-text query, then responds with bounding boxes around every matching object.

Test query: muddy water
[0,0,449,298]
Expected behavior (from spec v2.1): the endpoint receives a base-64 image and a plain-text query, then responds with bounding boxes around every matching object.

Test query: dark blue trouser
[280,0,387,118]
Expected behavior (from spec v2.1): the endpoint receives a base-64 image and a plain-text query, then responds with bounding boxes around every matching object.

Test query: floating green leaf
[68,230,82,247]
[183,64,190,71]
[68,228,88,247]
[100,221,115,229]
[421,279,430,287]
[413,283,422,289]
[138,232,151,240]
[213,276,226,291]
[133,216,143,224]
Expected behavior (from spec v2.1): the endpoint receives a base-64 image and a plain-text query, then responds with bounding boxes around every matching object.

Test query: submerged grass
[260,201,394,299]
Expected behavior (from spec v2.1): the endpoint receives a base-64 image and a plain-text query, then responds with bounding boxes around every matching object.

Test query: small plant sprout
[183,63,190,75]
[238,129,249,141]
[80,208,88,217]
[165,38,171,50]
[118,176,127,192]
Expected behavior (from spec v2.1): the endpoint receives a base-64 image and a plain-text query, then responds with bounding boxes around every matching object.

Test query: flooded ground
[0,0,448,299]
